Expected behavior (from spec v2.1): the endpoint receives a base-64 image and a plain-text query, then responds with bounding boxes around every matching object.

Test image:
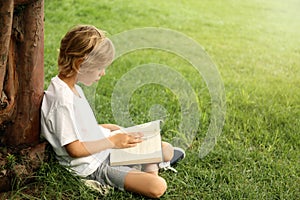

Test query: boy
[41,25,184,198]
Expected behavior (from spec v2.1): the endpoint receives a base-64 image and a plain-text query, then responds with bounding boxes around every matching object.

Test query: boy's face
[77,67,106,86]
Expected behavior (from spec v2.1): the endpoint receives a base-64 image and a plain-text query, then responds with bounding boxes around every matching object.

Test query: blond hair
[58,25,115,77]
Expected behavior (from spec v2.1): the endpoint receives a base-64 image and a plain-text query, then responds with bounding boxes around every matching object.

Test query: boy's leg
[141,142,174,175]
[162,141,174,162]
[124,170,167,199]
[142,163,159,175]
[159,145,186,172]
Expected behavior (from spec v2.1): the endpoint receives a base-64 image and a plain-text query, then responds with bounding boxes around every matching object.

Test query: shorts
[86,155,141,191]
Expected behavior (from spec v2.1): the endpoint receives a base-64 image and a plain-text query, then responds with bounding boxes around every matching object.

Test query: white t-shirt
[41,76,110,177]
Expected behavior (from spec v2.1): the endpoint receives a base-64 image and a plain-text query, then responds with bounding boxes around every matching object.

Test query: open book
[110,120,163,166]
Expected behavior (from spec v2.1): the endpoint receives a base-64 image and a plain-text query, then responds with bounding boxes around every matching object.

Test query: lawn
[7,0,300,199]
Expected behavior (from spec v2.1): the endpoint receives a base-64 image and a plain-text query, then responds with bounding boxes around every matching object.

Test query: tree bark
[0,0,16,124]
[0,0,44,147]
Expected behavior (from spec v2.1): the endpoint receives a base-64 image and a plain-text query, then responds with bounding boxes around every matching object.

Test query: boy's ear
[76,58,85,67]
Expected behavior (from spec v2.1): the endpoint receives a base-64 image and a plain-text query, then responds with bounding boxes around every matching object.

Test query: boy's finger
[128,132,144,138]
[128,137,143,144]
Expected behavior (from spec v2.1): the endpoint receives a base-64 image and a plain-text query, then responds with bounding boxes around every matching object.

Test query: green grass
[7,0,300,199]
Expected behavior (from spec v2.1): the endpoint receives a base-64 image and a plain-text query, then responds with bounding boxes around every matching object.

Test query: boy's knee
[148,176,167,198]
[162,142,174,162]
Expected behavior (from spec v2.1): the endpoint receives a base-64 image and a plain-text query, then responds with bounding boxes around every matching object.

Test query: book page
[110,120,163,166]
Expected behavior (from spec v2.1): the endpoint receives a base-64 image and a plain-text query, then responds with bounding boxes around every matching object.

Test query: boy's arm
[65,132,143,158]
[65,139,113,158]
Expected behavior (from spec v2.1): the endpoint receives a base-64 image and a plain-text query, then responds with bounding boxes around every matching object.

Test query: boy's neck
[58,73,77,89]
[58,74,80,96]
[58,73,81,97]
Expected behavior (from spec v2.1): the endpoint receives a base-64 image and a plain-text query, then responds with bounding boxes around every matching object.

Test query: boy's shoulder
[44,76,74,105]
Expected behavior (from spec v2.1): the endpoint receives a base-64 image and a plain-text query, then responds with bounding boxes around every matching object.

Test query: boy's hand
[108,132,143,148]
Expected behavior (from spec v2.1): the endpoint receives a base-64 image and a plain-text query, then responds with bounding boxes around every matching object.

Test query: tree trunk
[0,0,45,193]
[0,0,44,147]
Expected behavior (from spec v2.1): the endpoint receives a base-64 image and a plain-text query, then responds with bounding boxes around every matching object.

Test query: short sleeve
[48,104,80,147]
